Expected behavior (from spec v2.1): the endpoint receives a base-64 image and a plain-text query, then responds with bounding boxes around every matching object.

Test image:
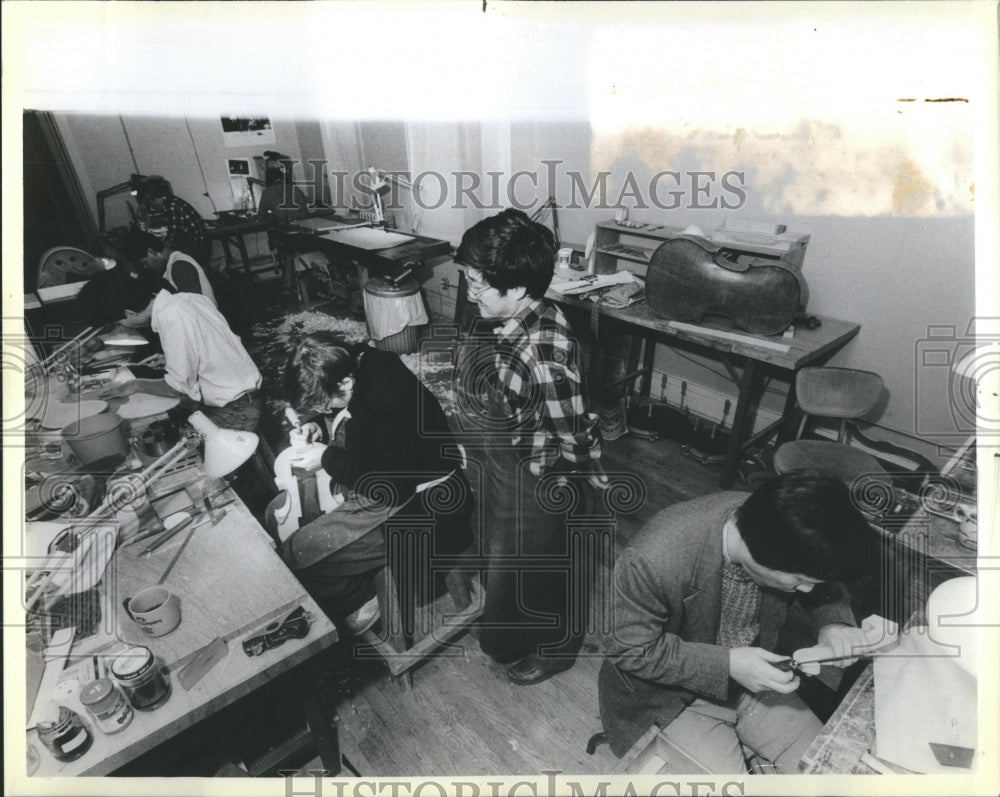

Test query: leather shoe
[505,653,575,686]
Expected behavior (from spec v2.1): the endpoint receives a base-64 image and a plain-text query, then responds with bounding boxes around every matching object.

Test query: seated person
[276,332,472,634]
[137,178,211,266]
[256,166,310,225]
[598,472,879,773]
[120,227,217,307]
[78,267,262,432]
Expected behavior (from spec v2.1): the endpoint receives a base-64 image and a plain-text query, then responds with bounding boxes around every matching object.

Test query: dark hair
[283,332,368,411]
[120,227,167,262]
[76,266,163,326]
[735,471,876,582]
[137,178,171,204]
[454,208,555,299]
[265,167,284,186]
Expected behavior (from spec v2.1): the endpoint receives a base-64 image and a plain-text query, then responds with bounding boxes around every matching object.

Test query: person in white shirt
[120,227,217,307]
[79,268,261,431]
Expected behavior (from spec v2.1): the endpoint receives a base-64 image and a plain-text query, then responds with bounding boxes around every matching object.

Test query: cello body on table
[646,235,808,336]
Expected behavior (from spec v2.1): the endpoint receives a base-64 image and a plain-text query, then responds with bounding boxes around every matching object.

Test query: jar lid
[111,646,153,679]
[37,705,73,733]
[364,276,419,298]
[79,679,115,709]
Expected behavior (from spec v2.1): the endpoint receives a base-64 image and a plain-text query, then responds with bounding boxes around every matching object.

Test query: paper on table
[873,628,977,773]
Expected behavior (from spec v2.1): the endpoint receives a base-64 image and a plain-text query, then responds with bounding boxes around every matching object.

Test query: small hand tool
[775,649,894,671]
[177,637,228,690]
[155,508,225,583]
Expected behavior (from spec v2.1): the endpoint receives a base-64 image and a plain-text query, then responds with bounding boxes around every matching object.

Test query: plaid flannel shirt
[492,299,601,470]
[162,195,207,252]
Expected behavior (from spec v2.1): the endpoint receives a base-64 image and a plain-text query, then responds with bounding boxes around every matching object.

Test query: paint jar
[111,646,171,712]
[36,706,93,762]
[79,678,134,734]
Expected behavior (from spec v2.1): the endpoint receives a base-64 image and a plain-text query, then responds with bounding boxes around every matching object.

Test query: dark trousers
[474,448,596,666]
[290,474,474,623]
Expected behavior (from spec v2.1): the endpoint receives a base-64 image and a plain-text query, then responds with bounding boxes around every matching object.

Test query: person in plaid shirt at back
[455,208,607,685]
[138,178,210,266]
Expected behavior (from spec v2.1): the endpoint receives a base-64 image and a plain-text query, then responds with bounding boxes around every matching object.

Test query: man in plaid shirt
[455,208,606,685]
[138,178,210,265]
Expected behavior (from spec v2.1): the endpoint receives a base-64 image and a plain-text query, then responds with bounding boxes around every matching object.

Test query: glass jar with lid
[79,678,134,734]
[36,706,93,762]
[110,646,171,711]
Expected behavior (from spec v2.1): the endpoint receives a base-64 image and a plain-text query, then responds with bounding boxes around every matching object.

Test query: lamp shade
[187,411,259,478]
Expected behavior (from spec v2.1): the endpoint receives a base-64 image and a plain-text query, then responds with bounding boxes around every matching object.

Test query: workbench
[25,457,340,776]
[271,216,451,305]
[545,289,861,488]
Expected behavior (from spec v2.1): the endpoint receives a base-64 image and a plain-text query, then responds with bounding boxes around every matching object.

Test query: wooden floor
[297,433,734,777]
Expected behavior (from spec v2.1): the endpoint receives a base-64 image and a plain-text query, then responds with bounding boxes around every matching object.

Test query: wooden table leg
[720,360,763,488]
[640,334,656,399]
[775,376,801,446]
[300,669,342,775]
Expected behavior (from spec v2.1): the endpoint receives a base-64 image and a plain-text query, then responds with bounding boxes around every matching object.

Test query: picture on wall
[221,115,275,147]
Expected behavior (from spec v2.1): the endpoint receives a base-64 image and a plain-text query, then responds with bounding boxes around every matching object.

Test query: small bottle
[79,678,134,734]
[111,646,172,712]
[36,706,93,763]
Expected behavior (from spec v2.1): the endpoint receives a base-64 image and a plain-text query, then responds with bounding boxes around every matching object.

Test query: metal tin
[79,678,133,734]
[110,646,172,711]
[36,706,93,762]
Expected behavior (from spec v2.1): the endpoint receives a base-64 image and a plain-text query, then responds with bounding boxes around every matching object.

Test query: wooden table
[799,664,877,774]
[28,473,339,776]
[205,215,278,280]
[546,291,861,487]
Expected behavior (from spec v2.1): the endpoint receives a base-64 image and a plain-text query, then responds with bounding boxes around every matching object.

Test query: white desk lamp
[187,410,259,478]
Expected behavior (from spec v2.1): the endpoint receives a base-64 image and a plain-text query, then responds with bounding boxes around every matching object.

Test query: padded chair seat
[774,439,889,485]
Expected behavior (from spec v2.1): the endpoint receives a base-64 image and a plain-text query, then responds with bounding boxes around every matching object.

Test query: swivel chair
[773,367,888,486]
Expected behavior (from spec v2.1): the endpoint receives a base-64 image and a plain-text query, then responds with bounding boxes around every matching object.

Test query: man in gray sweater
[599,472,879,772]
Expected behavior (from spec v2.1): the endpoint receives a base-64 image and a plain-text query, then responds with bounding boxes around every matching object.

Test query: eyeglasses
[465,269,493,298]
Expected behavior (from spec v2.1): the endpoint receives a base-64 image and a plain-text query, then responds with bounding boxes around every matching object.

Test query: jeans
[659,690,823,774]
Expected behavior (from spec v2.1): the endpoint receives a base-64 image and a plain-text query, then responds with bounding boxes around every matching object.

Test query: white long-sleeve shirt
[151,290,260,407]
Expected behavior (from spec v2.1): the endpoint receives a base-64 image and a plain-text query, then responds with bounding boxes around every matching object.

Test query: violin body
[272,444,339,543]
[646,235,807,336]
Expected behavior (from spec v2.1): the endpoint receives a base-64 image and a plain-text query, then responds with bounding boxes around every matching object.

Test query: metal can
[110,646,171,711]
[36,706,93,762]
[79,678,134,734]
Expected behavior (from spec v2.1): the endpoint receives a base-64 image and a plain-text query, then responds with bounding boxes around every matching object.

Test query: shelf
[597,244,654,264]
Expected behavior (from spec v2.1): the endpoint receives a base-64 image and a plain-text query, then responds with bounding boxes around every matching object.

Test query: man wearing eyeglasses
[454,208,606,685]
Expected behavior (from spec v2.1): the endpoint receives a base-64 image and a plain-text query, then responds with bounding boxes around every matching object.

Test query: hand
[729,647,800,694]
[289,421,323,448]
[288,443,324,472]
[816,623,868,668]
[136,353,166,369]
[99,381,139,399]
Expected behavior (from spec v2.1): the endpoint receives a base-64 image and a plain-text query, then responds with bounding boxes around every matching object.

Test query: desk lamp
[186,411,259,478]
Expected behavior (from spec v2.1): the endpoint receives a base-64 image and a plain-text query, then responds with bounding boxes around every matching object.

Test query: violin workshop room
[8,2,998,792]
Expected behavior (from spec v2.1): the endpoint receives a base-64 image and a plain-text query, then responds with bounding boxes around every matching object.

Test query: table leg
[235,236,252,280]
[776,376,800,445]
[720,360,763,488]
[640,334,656,398]
[300,669,342,775]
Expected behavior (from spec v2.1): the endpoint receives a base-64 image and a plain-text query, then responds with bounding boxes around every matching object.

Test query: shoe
[344,597,380,636]
[505,653,575,686]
